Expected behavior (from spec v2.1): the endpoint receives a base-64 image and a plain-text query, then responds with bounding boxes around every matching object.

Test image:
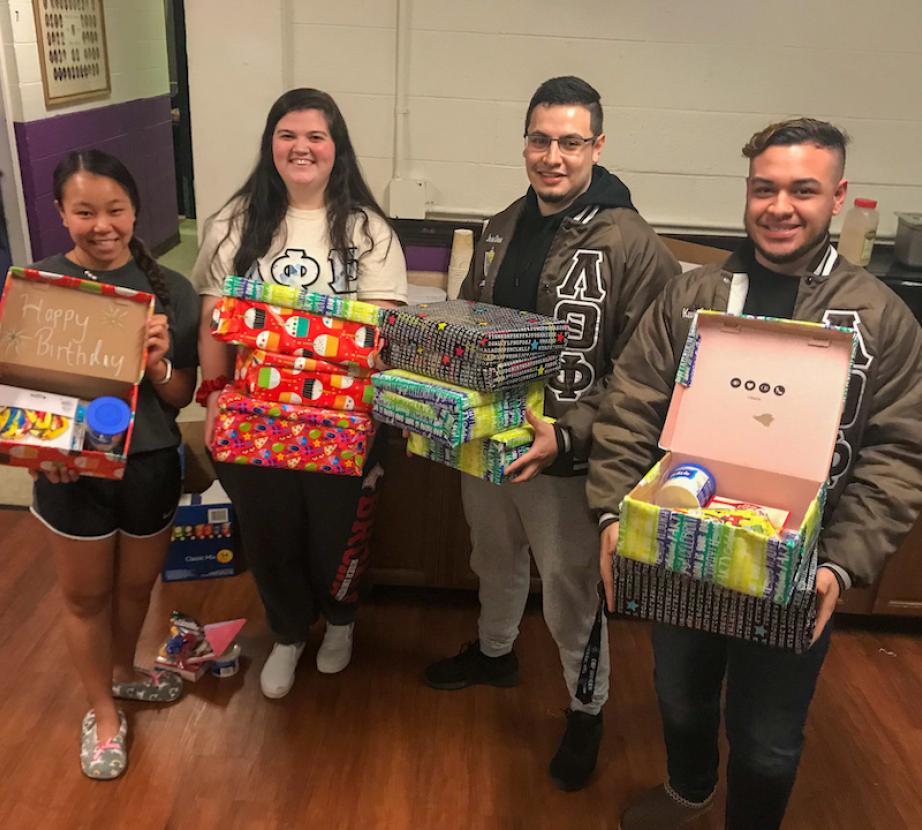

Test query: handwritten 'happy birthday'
[18,295,126,377]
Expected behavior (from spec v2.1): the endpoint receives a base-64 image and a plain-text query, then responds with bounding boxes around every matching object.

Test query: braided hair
[52,149,172,316]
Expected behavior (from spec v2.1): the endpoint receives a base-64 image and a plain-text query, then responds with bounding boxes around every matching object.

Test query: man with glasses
[424,76,679,790]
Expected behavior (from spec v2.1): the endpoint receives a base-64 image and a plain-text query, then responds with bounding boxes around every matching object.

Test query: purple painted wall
[14,95,179,261]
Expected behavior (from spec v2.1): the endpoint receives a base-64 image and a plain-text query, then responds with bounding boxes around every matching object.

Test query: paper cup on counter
[447,229,474,299]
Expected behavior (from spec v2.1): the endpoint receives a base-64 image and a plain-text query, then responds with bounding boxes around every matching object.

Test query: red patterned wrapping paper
[235,349,374,412]
[210,388,375,476]
[212,297,379,369]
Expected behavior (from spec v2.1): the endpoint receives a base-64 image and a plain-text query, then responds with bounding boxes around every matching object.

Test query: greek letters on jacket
[547,249,607,402]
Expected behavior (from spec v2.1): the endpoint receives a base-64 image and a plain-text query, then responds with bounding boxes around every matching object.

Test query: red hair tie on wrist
[195,376,230,407]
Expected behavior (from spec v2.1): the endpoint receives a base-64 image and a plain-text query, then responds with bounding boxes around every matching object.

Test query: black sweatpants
[215,436,384,642]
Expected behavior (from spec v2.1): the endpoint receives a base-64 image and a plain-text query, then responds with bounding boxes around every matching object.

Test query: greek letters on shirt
[245,246,360,294]
[823,309,873,487]
[547,249,606,401]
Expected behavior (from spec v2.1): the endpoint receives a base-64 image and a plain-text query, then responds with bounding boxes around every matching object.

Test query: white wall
[188,0,922,237]
[185,0,285,235]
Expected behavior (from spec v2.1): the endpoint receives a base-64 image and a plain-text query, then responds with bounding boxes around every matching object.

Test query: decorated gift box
[614,312,855,650]
[210,388,375,476]
[407,418,552,484]
[236,348,374,412]
[212,296,379,369]
[378,300,568,391]
[222,275,382,327]
[0,267,152,479]
[372,369,545,447]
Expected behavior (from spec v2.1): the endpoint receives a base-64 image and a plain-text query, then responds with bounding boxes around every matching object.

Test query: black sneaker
[548,708,603,791]
[424,640,519,690]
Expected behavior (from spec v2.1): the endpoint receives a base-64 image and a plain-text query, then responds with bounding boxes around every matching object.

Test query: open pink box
[617,311,855,605]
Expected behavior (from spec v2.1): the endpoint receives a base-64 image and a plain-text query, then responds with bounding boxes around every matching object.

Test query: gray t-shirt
[30,254,200,454]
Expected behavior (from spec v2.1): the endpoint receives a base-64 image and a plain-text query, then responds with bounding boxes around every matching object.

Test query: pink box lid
[661,312,855,485]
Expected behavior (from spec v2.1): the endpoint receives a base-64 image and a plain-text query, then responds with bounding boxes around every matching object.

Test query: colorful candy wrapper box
[379,300,568,391]
[615,311,855,651]
[211,388,374,476]
[0,267,153,479]
[162,481,241,582]
[407,418,553,484]
[372,369,545,447]
[212,296,379,369]
[222,275,382,327]
[236,348,374,413]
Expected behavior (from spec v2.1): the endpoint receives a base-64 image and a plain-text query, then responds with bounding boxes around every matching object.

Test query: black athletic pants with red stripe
[215,436,384,642]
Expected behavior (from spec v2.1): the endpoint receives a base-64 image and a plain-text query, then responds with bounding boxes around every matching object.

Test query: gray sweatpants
[462,473,610,714]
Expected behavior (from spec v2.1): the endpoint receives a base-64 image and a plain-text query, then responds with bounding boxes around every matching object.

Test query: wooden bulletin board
[32,0,110,108]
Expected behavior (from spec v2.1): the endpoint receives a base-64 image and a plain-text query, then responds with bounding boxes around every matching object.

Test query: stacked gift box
[372,301,567,484]
[208,277,381,476]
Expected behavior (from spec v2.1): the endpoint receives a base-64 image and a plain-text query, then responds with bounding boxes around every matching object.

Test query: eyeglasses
[524,133,598,154]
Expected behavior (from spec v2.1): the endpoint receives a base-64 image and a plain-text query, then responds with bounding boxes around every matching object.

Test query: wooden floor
[1,508,921,830]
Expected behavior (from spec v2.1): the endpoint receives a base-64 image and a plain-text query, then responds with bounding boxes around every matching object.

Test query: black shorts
[31,447,182,540]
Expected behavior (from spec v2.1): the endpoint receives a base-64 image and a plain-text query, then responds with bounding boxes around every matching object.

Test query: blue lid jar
[86,397,131,452]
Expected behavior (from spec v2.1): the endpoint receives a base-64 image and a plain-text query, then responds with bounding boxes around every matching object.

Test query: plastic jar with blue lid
[85,397,131,452]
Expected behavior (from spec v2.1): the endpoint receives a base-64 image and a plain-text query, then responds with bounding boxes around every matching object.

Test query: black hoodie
[493,165,635,312]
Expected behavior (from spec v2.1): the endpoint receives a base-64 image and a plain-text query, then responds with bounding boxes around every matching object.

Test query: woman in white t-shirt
[193,88,407,697]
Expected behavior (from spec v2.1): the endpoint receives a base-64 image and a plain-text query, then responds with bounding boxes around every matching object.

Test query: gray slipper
[80,710,128,780]
[112,668,183,703]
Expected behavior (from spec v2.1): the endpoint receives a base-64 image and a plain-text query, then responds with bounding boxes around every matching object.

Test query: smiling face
[524,103,604,215]
[56,172,136,270]
[744,143,847,273]
[272,108,336,206]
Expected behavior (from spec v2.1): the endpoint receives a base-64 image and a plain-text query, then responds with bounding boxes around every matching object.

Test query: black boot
[548,708,603,791]
[424,640,519,690]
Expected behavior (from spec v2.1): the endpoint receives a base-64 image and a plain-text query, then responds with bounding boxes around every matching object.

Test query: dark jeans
[215,437,384,642]
[652,621,832,830]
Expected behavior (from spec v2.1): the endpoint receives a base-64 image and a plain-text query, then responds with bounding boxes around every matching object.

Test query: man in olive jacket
[588,118,922,829]
[423,76,679,791]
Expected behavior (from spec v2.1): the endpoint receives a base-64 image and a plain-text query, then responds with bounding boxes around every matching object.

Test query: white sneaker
[260,642,305,698]
[316,622,354,674]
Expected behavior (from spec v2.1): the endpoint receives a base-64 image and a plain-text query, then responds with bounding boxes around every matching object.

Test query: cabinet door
[871,516,922,616]
[369,429,446,586]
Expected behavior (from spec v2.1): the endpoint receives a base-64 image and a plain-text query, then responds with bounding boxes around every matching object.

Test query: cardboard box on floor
[617,311,855,606]
[162,480,241,582]
[0,267,152,479]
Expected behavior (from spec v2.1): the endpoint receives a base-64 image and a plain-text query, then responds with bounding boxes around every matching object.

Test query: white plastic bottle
[837,198,879,266]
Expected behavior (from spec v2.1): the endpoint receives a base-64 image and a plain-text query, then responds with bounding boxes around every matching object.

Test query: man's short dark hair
[742,117,850,175]
[525,76,603,136]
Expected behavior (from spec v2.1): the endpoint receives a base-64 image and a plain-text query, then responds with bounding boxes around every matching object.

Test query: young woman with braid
[29,150,200,779]
[193,88,406,698]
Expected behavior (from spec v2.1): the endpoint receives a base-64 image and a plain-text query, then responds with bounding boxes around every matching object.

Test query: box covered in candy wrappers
[212,296,379,369]
[162,481,240,582]
[614,312,855,651]
[372,369,545,447]
[407,418,552,484]
[0,267,152,479]
[222,276,382,326]
[211,388,374,475]
[236,348,374,412]
[379,301,568,391]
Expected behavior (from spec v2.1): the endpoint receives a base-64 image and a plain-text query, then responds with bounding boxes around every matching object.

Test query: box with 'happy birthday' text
[0,267,152,479]
[614,311,856,652]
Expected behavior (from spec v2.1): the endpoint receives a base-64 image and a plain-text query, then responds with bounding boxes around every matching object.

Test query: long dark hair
[225,88,390,278]
[52,149,171,314]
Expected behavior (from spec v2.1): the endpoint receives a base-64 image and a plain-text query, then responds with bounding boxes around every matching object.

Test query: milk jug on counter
[837,198,879,266]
